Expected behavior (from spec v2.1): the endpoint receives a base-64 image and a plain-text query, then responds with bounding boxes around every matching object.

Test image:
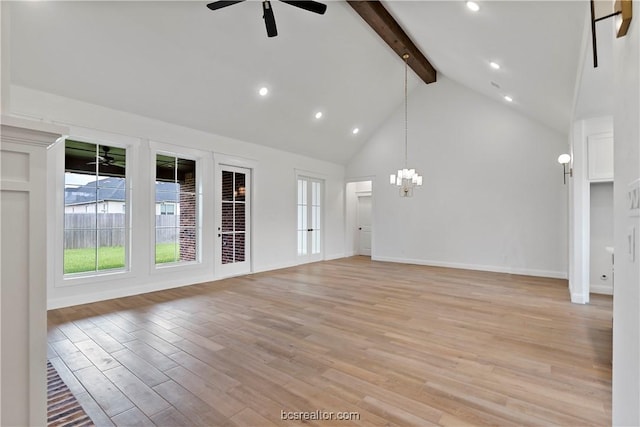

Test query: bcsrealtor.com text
[280,410,361,421]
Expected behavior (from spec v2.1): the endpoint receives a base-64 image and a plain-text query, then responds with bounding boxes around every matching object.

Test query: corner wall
[347,77,568,278]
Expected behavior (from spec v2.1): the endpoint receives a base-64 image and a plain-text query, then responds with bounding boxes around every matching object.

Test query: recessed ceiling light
[352,127,360,135]
[315,111,323,119]
[258,87,269,96]
[466,1,480,12]
[504,95,513,102]
[490,61,500,70]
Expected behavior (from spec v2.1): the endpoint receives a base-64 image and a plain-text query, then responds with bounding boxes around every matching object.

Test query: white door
[357,195,372,256]
[297,176,323,263]
[217,165,251,277]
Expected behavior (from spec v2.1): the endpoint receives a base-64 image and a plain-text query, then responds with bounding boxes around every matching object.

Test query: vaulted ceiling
[8,1,588,164]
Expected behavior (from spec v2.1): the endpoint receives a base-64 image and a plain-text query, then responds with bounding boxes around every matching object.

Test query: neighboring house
[64,178,180,215]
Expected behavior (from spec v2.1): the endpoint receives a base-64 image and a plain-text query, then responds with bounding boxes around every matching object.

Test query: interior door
[357,195,372,256]
[297,176,323,263]
[217,165,251,277]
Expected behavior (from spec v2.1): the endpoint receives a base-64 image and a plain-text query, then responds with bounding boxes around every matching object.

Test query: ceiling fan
[87,146,124,169]
[206,0,327,37]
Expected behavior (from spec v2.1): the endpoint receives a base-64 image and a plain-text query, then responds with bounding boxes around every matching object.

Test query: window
[64,140,127,275]
[155,154,199,265]
[160,202,176,215]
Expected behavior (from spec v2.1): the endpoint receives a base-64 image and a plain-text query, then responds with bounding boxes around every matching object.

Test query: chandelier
[390,53,422,197]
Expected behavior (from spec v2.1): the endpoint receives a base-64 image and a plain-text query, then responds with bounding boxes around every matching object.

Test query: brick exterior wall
[179,172,197,261]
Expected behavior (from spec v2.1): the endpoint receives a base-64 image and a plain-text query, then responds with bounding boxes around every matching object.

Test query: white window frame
[150,143,204,271]
[55,134,134,287]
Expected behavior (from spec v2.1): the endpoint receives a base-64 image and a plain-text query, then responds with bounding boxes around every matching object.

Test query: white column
[1,116,67,426]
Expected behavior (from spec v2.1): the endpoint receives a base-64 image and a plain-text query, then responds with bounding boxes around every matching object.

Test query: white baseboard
[590,283,614,295]
[371,256,567,279]
[571,292,589,304]
[325,252,347,261]
[252,260,299,273]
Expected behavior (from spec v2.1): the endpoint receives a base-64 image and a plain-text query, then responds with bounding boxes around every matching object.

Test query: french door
[217,165,251,277]
[297,176,323,263]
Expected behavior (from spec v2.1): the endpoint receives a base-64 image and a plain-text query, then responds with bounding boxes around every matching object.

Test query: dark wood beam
[347,0,436,84]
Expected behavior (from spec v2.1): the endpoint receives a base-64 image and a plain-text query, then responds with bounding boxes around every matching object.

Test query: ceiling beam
[347,0,436,84]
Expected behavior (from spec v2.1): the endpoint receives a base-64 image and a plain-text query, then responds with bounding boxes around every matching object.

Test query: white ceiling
[8,0,588,164]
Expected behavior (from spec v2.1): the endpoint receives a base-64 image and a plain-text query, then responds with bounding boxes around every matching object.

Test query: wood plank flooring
[48,257,612,426]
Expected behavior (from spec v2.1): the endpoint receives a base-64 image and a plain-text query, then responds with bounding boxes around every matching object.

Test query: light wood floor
[48,257,612,426]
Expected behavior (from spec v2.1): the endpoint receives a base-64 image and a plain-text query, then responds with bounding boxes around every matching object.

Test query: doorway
[346,180,373,257]
[216,165,251,277]
[297,176,324,263]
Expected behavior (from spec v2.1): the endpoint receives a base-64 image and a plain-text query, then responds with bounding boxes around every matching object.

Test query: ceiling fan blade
[206,0,245,11]
[279,0,326,15]
[262,1,278,37]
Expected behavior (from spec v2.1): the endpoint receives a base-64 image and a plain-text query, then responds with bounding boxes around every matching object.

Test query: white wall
[9,85,346,309]
[347,77,568,278]
[612,1,640,423]
[589,182,614,294]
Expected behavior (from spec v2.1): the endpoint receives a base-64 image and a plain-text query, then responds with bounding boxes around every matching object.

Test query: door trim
[214,153,257,278]
[295,170,325,264]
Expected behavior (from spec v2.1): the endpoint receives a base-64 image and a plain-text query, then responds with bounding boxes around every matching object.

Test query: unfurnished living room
[1,0,639,426]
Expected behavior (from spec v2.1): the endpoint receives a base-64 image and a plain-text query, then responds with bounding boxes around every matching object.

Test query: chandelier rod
[403,53,409,169]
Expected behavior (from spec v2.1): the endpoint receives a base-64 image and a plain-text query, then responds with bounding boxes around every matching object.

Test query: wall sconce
[558,153,573,184]
[615,0,633,37]
[591,0,633,67]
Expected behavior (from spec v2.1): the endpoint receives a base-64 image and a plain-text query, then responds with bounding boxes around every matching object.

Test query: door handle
[218,234,221,237]
[307,228,313,232]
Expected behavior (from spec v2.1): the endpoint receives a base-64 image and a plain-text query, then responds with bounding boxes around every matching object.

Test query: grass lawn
[64,243,179,274]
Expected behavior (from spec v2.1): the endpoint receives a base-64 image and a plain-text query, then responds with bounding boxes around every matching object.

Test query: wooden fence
[64,214,178,249]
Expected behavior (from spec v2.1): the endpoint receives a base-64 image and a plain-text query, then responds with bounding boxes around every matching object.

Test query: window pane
[222,171,233,201]
[177,159,196,186]
[156,155,176,182]
[297,230,305,256]
[301,231,307,255]
[312,181,320,206]
[222,202,233,232]
[302,180,307,206]
[64,230,97,274]
[156,229,178,264]
[235,173,246,202]
[234,233,245,262]
[98,230,126,271]
[235,203,245,232]
[179,227,197,262]
[221,234,234,264]
[179,193,196,229]
[312,230,321,255]
[312,206,321,230]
